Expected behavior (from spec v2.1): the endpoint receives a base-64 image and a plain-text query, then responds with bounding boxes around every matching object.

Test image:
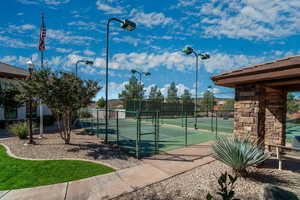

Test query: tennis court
[286,118,300,143]
[79,109,223,158]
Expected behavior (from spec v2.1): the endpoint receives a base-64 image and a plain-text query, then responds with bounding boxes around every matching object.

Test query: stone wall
[264,87,286,147]
[234,84,265,143]
[234,84,286,147]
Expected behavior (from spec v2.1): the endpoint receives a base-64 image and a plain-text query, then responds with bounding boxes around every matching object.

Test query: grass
[0,145,115,190]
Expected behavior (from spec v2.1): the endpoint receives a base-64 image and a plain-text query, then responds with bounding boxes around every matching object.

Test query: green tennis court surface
[80,118,224,157]
[158,117,234,133]
[80,113,300,158]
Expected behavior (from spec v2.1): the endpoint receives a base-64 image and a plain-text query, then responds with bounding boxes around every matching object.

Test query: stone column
[234,84,265,144]
[264,87,286,147]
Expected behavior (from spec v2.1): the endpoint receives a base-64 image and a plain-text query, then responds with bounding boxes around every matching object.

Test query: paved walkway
[0,141,215,200]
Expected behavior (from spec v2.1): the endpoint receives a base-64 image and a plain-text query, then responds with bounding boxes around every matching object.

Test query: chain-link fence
[78,108,234,158]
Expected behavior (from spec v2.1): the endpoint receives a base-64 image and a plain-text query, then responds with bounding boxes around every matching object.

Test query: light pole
[182,46,210,129]
[75,60,94,77]
[26,60,35,144]
[131,69,151,112]
[207,86,214,133]
[105,18,136,143]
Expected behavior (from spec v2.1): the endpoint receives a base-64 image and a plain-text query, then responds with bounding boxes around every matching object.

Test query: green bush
[80,111,93,118]
[8,122,28,139]
[207,172,239,200]
[212,136,270,176]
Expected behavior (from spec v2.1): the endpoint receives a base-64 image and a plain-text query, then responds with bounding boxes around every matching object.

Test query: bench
[267,144,300,170]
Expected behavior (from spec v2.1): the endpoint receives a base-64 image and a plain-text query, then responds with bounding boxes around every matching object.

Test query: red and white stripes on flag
[38,14,46,51]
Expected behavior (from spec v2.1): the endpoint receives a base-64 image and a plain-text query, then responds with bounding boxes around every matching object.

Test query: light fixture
[121,19,136,31]
[182,46,194,55]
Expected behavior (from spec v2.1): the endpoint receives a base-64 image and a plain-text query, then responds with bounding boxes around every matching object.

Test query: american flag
[38,14,46,51]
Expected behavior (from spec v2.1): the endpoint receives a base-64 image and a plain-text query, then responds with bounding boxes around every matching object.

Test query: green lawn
[0,145,115,190]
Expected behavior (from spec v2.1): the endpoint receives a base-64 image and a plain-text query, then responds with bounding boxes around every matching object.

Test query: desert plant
[212,136,270,176]
[207,172,239,200]
[8,122,28,139]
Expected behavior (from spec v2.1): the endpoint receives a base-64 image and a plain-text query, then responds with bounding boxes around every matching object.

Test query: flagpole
[39,13,45,139]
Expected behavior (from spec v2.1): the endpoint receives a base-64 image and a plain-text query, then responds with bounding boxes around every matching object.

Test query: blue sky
[1,0,300,99]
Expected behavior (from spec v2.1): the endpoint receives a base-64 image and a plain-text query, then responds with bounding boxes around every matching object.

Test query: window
[4,106,18,119]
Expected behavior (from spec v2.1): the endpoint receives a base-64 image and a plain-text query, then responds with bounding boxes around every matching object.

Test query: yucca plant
[212,136,270,176]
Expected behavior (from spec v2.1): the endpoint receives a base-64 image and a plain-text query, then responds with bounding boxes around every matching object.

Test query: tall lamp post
[131,69,151,112]
[75,60,94,77]
[182,46,210,129]
[105,18,136,143]
[26,60,35,144]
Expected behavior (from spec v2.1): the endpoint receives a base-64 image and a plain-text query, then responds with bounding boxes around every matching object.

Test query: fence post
[136,112,140,159]
[155,111,160,154]
[96,109,99,138]
[211,109,214,133]
[116,110,119,144]
[215,111,218,139]
[185,112,188,146]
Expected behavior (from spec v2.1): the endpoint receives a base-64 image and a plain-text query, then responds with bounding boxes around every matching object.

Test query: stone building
[211,55,300,148]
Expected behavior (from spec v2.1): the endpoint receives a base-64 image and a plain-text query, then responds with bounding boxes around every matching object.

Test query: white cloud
[0,56,17,63]
[47,29,94,45]
[5,24,36,33]
[83,49,96,56]
[59,51,269,75]
[0,35,35,49]
[198,0,300,40]
[18,0,69,6]
[113,36,142,47]
[130,9,173,28]
[95,0,123,14]
[202,53,266,73]
[17,0,38,5]
[0,53,39,67]
[95,81,128,99]
[55,47,73,53]
[43,0,70,5]
[67,21,101,32]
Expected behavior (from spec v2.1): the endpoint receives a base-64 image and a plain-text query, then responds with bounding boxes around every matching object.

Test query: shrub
[212,136,270,176]
[206,172,239,200]
[8,122,28,139]
[80,111,93,118]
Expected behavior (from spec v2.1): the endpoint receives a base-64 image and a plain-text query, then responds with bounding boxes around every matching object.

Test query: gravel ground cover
[0,129,142,169]
[115,159,300,200]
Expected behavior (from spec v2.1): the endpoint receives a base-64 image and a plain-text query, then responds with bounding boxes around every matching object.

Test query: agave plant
[212,136,270,176]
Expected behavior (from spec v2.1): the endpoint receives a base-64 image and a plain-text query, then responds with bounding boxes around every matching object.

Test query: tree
[149,85,158,100]
[18,69,100,144]
[156,89,164,103]
[200,90,216,114]
[149,85,164,102]
[119,75,144,102]
[167,82,178,103]
[287,93,300,114]
[97,97,106,108]
[0,83,22,109]
[221,99,234,111]
[181,89,192,104]
[16,74,39,144]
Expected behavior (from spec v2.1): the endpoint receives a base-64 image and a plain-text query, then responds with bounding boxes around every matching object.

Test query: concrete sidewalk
[0,141,215,200]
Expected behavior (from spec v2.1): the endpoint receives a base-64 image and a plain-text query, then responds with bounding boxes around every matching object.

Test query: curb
[0,143,117,170]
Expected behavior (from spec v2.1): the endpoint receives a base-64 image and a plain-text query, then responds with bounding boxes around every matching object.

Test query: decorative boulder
[263,184,298,200]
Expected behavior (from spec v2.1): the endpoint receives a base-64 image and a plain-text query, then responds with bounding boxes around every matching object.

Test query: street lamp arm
[108,17,124,25]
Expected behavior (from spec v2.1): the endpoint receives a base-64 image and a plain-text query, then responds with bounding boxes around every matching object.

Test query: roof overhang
[0,62,28,79]
[211,55,300,91]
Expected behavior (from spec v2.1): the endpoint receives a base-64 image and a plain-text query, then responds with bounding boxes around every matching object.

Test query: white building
[0,62,52,122]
